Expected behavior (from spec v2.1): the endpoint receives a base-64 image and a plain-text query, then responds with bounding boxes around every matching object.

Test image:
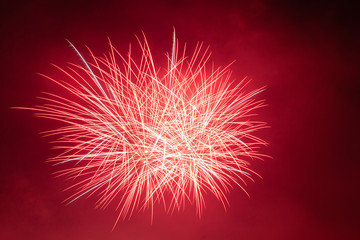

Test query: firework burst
[24,31,268,225]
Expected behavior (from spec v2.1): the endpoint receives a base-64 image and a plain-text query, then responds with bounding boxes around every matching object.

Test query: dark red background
[1,0,359,239]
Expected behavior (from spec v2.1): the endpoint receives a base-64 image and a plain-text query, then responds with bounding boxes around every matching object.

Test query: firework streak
[25,31,268,225]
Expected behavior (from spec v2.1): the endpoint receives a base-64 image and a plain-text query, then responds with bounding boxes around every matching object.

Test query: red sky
[1,0,359,239]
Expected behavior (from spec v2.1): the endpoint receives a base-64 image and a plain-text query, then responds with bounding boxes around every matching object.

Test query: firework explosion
[26,31,267,224]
